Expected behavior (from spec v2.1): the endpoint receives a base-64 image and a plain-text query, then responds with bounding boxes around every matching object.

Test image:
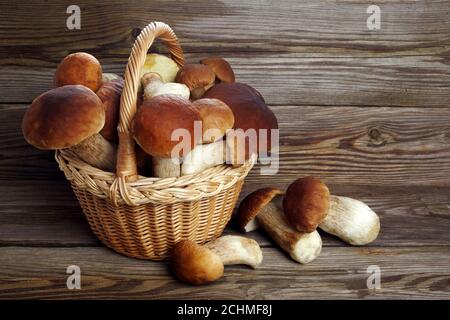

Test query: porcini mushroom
[200,57,235,83]
[283,176,330,233]
[176,64,215,99]
[54,52,102,92]
[178,98,235,175]
[96,76,124,142]
[22,85,116,171]
[171,236,262,285]
[131,94,201,178]
[236,188,322,264]
[171,240,223,285]
[204,83,278,165]
[284,177,381,245]
[192,98,234,144]
[139,53,180,83]
[141,72,189,101]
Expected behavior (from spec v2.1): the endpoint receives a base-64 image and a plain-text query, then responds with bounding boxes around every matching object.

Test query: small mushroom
[200,57,235,83]
[141,72,189,101]
[171,236,262,285]
[140,53,180,83]
[192,98,234,144]
[176,64,215,99]
[131,94,201,178]
[22,85,116,171]
[236,188,322,264]
[284,177,380,245]
[54,52,103,92]
[96,76,124,142]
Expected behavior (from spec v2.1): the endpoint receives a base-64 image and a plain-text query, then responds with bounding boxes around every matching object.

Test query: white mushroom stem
[142,72,190,100]
[181,140,225,175]
[204,235,263,269]
[69,133,117,172]
[152,157,181,178]
[319,195,380,246]
[250,195,322,264]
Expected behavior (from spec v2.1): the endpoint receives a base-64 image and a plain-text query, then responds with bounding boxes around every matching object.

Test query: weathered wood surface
[2,54,450,106]
[0,0,449,299]
[1,0,449,56]
[1,246,449,299]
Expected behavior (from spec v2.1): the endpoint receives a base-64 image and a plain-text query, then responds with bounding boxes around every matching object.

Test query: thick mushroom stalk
[320,195,380,246]
[70,133,116,171]
[181,140,225,176]
[171,236,262,285]
[204,235,262,269]
[237,188,322,264]
[283,176,380,246]
[22,85,117,172]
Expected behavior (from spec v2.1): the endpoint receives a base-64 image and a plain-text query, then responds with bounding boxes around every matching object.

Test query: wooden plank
[3,105,450,185]
[0,179,449,247]
[0,0,449,57]
[0,246,448,299]
[2,54,450,105]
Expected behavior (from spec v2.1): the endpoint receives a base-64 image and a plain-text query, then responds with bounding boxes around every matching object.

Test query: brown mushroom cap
[176,64,215,99]
[54,52,103,92]
[192,98,235,143]
[171,240,224,285]
[96,77,124,142]
[131,94,201,158]
[200,57,235,83]
[22,85,104,150]
[204,83,278,160]
[236,187,284,231]
[283,176,330,233]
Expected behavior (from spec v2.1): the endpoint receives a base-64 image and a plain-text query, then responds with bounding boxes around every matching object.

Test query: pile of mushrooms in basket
[21,51,381,285]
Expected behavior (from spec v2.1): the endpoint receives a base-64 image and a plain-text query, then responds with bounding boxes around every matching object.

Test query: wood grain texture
[1,0,450,300]
[0,246,449,299]
[1,0,449,56]
[2,54,450,106]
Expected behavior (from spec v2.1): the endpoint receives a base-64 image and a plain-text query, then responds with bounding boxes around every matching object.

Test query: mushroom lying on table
[284,176,380,245]
[22,85,117,171]
[171,235,262,285]
[236,188,322,264]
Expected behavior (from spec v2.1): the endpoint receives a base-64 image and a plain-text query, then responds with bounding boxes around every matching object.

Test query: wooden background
[0,0,449,299]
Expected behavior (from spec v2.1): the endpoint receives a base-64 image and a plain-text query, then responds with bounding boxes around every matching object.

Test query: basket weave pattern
[55,22,255,260]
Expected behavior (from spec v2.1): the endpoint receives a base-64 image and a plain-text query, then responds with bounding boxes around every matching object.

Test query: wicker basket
[55,22,255,260]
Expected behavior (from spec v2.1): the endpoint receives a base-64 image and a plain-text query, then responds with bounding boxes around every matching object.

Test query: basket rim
[55,149,255,206]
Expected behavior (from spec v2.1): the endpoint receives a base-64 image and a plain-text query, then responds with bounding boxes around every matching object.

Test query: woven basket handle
[116,22,184,180]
